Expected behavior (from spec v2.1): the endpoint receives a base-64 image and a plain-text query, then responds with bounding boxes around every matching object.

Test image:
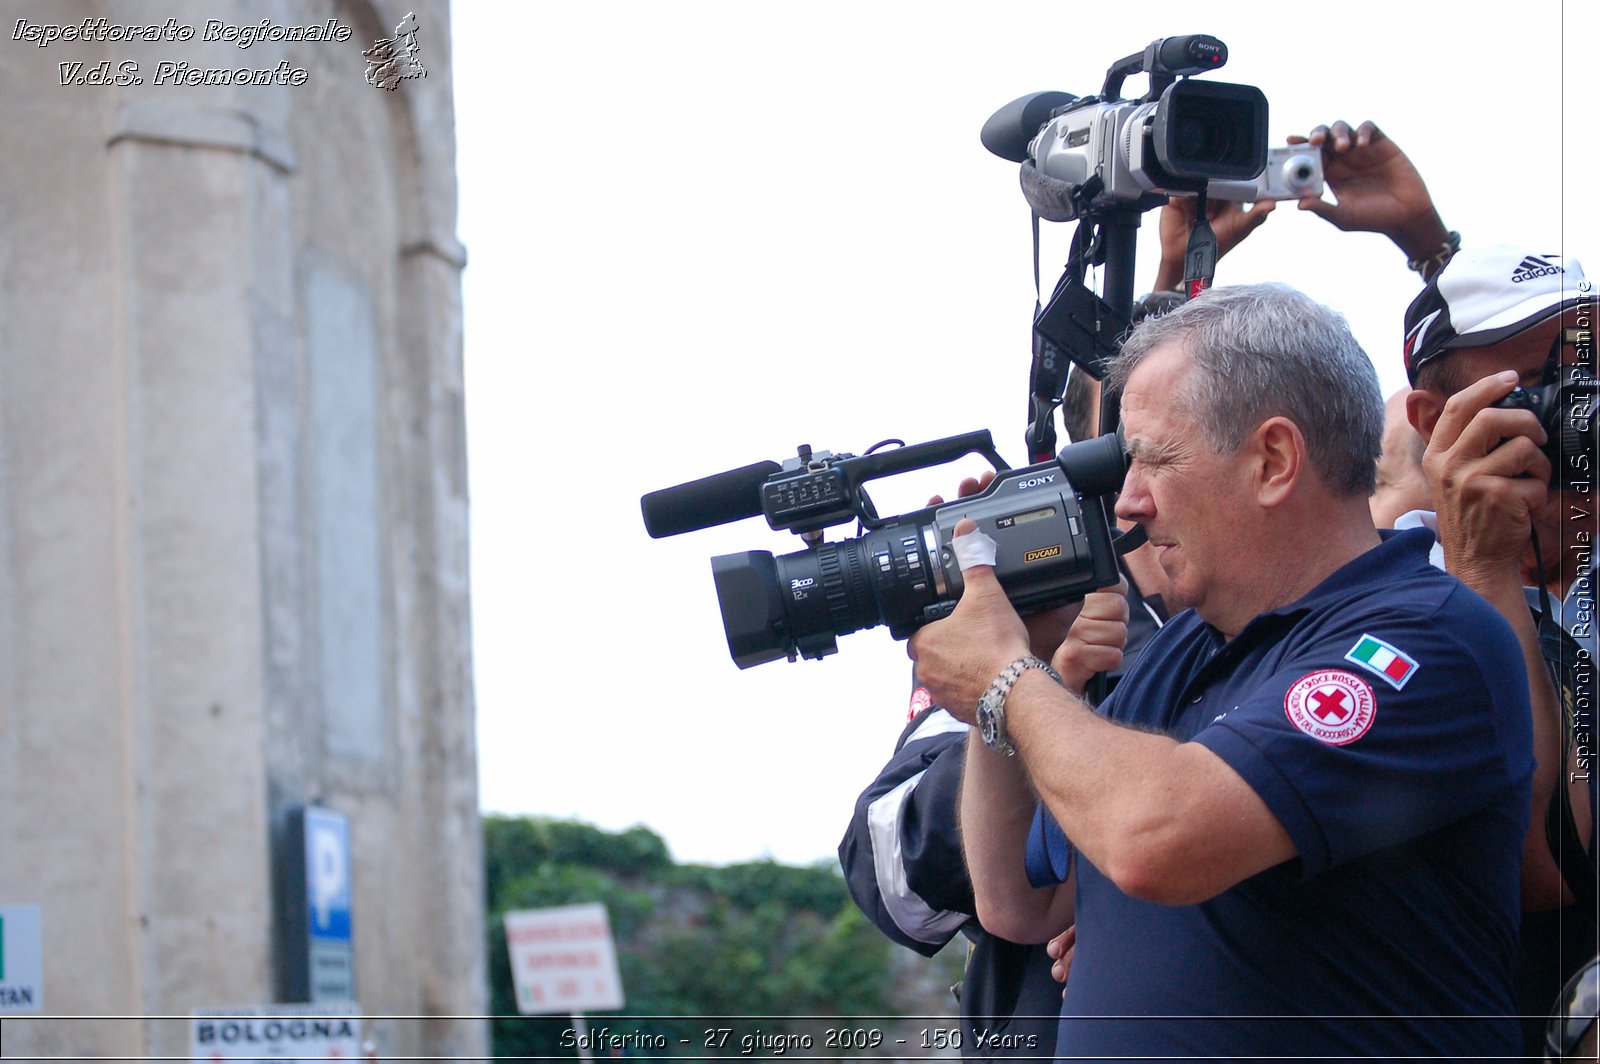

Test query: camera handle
[1101,35,1230,102]
[847,432,1011,531]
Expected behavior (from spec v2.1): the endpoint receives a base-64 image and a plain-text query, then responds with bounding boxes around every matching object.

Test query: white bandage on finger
[951,529,999,570]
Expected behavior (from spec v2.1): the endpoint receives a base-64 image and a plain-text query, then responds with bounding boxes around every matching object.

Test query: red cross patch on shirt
[907,686,933,722]
[1283,669,1377,745]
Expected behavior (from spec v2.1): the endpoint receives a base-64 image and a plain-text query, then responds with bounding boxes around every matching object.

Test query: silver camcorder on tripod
[983,34,1270,222]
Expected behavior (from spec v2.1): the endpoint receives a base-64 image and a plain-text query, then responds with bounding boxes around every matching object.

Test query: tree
[483,816,902,1059]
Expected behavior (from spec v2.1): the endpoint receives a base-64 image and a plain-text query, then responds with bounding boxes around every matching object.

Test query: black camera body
[643,432,1128,669]
[1491,362,1597,489]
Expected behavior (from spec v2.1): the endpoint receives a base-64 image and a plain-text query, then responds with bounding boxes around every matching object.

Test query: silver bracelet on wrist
[1407,229,1460,280]
[975,655,1063,757]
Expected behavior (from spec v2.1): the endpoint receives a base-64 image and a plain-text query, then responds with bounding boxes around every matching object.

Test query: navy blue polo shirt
[1026,528,1533,1062]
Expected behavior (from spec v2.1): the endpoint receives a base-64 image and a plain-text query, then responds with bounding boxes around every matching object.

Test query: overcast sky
[453,1,1599,866]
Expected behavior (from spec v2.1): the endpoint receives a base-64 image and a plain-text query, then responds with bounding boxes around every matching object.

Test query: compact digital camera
[1209,144,1325,202]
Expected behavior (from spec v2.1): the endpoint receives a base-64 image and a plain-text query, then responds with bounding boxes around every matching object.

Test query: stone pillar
[0,2,484,1058]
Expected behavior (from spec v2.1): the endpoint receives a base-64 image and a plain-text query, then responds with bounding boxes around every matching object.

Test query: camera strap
[1046,231,1131,376]
[1530,337,1597,919]
[1032,212,1044,303]
[1531,530,1599,925]
[1182,190,1219,299]
[1030,222,1130,459]
[1541,615,1597,925]
[1027,213,1065,461]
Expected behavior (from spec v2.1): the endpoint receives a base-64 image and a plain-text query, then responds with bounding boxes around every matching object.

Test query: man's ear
[1251,416,1304,508]
[1406,388,1443,443]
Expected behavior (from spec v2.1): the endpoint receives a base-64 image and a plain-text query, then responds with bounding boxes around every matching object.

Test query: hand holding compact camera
[1207,145,1325,203]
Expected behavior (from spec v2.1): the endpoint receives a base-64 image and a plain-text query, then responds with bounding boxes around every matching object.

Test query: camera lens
[779,538,881,647]
[1152,80,1267,181]
[711,526,942,668]
[1173,115,1234,165]
[1282,155,1319,195]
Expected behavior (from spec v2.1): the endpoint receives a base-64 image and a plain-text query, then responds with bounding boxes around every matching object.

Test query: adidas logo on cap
[1511,254,1564,284]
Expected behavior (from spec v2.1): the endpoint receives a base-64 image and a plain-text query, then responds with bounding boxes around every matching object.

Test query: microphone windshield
[641,460,781,539]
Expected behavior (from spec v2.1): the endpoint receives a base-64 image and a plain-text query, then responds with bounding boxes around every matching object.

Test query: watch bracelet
[979,655,1063,755]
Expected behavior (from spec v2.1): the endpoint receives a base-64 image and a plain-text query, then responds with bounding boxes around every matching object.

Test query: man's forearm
[1152,257,1184,294]
[1003,671,1296,907]
[1006,671,1200,900]
[1386,208,1452,270]
[958,731,1071,944]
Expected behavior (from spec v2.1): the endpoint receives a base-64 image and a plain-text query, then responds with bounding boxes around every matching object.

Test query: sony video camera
[981,34,1268,221]
[641,431,1127,668]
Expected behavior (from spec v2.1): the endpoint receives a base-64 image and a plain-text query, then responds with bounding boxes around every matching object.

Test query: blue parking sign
[304,808,351,945]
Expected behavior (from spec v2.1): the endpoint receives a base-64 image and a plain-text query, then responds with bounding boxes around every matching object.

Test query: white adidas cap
[1403,245,1593,384]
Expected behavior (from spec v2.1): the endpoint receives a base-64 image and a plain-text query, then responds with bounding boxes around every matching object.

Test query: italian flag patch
[1344,634,1419,690]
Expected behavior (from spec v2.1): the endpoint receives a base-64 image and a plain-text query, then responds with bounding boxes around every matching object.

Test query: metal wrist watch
[975,655,1062,757]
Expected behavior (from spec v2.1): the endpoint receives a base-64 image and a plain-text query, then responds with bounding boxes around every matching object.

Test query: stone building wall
[0,1,484,1057]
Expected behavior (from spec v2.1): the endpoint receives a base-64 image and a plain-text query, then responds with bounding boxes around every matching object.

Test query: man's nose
[1115,469,1151,523]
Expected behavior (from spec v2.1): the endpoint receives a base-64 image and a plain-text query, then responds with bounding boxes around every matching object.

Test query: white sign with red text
[504,903,625,1014]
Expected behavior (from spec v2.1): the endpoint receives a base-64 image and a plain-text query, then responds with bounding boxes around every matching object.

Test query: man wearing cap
[1274,119,1598,1047]
[911,282,1533,1061]
[1400,244,1597,1050]
[1402,245,1595,657]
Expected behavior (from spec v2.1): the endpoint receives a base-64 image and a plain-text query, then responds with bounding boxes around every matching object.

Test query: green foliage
[483,816,896,1060]
[675,858,853,918]
[484,814,671,901]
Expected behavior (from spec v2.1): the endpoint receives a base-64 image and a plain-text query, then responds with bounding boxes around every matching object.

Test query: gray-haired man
[911,283,1533,1061]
